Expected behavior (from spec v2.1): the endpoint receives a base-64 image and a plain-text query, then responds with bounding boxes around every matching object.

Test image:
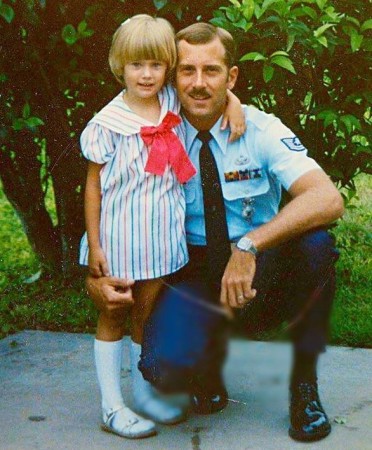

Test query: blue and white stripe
[79,85,188,280]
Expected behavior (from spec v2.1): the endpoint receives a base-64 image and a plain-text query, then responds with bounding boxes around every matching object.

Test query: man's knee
[295,230,339,273]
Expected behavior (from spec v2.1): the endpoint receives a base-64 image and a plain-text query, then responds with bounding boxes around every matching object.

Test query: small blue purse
[139,282,229,393]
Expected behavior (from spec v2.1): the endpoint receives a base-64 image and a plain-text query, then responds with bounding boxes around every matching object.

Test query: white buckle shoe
[101,406,157,439]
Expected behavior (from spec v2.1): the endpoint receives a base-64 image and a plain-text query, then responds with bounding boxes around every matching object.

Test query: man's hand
[220,248,257,309]
[86,275,135,312]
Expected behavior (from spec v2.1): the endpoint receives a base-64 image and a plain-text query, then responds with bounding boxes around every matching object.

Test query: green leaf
[317,35,328,47]
[0,3,14,23]
[270,50,289,57]
[263,65,274,83]
[314,23,334,38]
[62,24,77,45]
[232,17,251,31]
[286,33,295,52]
[315,0,327,10]
[346,115,361,130]
[270,55,296,74]
[174,6,183,20]
[22,103,30,119]
[324,115,335,128]
[26,117,45,128]
[262,0,281,11]
[302,5,318,20]
[292,6,317,20]
[346,16,360,28]
[77,20,87,33]
[242,0,255,21]
[240,52,266,62]
[340,115,361,134]
[153,0,168,10]
[317,109,338,127]
[229,0,241,7]
[82,29,94,38]
[210,17,228,28]
[226,6,240,22]
[351,33,363,52]
[12,118,27,131]
[361,19,372,33]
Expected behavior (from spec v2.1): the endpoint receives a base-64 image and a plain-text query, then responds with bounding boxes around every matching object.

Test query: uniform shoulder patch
[281,137,306,152]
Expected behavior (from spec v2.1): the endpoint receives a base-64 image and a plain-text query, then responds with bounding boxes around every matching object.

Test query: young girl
[80,14,244,439]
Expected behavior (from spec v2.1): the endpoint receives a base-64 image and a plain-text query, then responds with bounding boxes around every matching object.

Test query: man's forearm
[246,170,344,252]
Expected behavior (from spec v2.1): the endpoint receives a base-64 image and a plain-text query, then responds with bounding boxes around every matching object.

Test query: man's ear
[227,66,239,90]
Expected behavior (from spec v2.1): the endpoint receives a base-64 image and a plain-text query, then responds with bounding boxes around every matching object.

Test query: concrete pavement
[1,330,371,450]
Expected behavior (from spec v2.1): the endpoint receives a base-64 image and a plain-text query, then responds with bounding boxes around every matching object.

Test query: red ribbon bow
[140,111,196,184]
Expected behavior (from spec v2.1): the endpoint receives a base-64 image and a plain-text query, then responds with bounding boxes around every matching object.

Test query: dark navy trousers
[174,230,339,355]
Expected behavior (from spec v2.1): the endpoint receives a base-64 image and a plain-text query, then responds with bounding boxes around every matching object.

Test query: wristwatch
[235,237,258,256]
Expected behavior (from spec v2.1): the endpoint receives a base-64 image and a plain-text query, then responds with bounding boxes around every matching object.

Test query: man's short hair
[175,22,236,68]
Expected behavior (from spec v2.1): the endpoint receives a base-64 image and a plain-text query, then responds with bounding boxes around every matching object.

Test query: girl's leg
[130,278,186,424]
[94,308,156,439]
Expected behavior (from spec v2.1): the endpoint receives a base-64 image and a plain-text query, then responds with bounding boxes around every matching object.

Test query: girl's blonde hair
[109,14,177,85]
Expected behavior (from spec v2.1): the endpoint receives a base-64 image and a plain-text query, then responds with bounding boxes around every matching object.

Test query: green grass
[331,174,372,347]
[0,176,371,346]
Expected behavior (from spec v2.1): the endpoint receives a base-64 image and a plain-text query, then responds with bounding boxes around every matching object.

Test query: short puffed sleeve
[80,122,118,164]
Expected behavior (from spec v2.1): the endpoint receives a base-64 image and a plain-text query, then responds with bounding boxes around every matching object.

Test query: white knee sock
[94,338,125,412]
[94,338,155,434]
[130,340,184,424]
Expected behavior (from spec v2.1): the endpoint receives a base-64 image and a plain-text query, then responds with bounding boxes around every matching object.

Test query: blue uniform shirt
[184,105,321,245]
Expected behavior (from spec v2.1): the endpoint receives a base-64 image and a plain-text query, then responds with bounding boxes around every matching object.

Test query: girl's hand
[222,90,247,142]
[88,246,110,277]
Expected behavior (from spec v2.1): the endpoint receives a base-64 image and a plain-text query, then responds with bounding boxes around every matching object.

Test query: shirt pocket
[222,174,270,201]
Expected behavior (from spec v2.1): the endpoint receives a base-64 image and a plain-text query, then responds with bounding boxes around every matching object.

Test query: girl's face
[123,60,167,100]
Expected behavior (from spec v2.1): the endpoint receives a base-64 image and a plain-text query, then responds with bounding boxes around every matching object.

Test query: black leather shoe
[190,381,228,415]
[289,381,331,442]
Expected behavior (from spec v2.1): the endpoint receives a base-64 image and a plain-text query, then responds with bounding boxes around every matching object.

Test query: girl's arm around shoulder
[222,90,247,142]
[85,161,109,277]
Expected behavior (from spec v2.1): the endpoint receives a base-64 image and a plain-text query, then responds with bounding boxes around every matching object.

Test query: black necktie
[197,131,231,283]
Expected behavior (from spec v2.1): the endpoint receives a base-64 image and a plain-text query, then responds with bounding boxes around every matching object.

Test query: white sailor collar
[89,87,169,136]
[183,115,230,155]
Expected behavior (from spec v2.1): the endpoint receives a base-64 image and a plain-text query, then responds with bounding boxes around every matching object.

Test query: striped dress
[79,85,189,280]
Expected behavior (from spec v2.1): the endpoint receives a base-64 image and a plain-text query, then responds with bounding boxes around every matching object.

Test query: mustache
[189,88,210,97]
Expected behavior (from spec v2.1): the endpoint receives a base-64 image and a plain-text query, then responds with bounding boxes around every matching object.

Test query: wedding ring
[237,295,244,301]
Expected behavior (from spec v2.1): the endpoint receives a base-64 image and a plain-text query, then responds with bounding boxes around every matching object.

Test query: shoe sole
[101,423,157,439]
[288,424,331,442]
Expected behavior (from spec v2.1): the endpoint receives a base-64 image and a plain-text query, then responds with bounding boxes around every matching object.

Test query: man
[173,22,343,442]
[87,22,344,442]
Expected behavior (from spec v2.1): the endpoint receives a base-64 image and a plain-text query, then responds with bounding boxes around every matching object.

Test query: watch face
[238,239,251,251]
[237,237,257,254]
